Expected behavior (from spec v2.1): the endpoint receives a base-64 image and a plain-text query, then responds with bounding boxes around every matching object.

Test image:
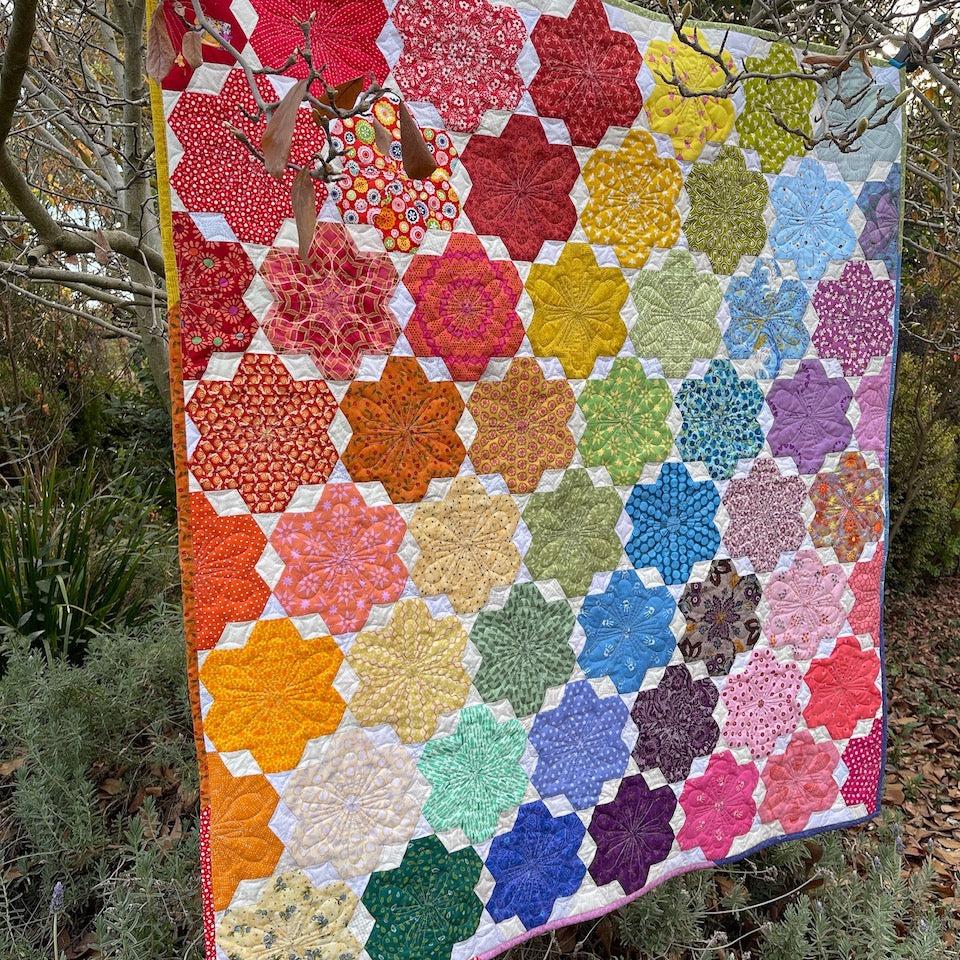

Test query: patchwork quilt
[151,1,902,957]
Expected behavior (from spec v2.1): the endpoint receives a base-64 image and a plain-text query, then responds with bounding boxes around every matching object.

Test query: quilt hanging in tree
[150,0,902,956]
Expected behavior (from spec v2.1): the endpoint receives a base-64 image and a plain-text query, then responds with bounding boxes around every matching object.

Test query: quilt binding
[145,2,906,953]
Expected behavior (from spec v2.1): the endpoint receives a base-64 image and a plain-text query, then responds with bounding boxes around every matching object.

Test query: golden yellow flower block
[409,475,521,613]
[200,619,345,773]
[526,243,629,379]
[580,129,682,269]
[645,32,737,161]
[349,598,471,743]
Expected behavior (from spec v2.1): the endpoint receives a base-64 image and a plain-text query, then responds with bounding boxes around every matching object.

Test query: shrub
[0,460,174,665]
[613,818,949,960]
[888,351,960,589]
[0,608,201,960]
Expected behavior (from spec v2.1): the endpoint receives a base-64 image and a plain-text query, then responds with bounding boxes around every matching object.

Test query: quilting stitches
[460,114,580,262]
[168,71,324,246]
[260,222,399,380]
[361,836,483,960]
[529,0,644,148]
[677,559,761,676]
[644,32,736,161]
[858,168,901,275]
[391,0,526,132]
[630,663,720,782]
[587,775,677,893]
[848,544,884,637]
[172,214,256,380]
[329,97,460,253]
[403,232,523,381]
[529,680,630,809]
[722,458,806,573]
[186,353,338,514]
[677,751,759,860]
[340,356,466,504]
[766,360,853,473]
[841,720,883,813]
[159,6,902,951]
[625,461,721,585]
[817,69,902,181]
[206,755,283,911]
[675,359,765,481]
[188,493,269,650]
[630,249,722,378]
[467,359,576,494]
[769,157,856,282]
[720,648,803,758]
[683,145,769,275]
[735,42,815,173]
[271,483,407,634]
[471,581,576,717]
[723,259,810,378]
[809,452,884,563]
[766,550,848,659]
[283,727,422,878]
[348,598,470,743]
[855,357,893,464]
[802,636,882,739]
[812,261,895,376]
[248,0,389,89]
[581,129,683,269]
[526,243,629,379]
[759,731,841,833]
[486,801,586,929]
[576,358,673,485]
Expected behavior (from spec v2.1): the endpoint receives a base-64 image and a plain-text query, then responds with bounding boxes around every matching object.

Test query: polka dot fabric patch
[153,3,902,957]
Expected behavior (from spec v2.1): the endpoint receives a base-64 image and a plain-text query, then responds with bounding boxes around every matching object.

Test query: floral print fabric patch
[154,3,900,958]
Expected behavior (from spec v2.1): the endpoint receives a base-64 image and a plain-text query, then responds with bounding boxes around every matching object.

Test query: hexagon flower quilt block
[156,7,901,955]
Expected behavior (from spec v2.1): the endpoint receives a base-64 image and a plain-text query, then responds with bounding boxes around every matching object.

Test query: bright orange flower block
[207,754,283,910]
[200,619,346,773]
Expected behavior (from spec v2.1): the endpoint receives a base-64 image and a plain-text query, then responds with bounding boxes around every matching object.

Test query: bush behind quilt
[151,2,902,957]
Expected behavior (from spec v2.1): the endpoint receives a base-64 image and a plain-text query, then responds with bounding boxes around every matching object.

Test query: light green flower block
[578,358,674,485]
[631,249,722,378]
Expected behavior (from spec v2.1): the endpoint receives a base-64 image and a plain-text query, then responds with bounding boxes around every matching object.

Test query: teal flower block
[577,570,677,693]
[626,462,721,585]
[675,360,764,481]
[523,469,624,597]
[817,69,902,182]
[362,835,483,960]
[723,259,810,378]
[471,582,576,717]
[419,705,528,843]
[769,157,856,282]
